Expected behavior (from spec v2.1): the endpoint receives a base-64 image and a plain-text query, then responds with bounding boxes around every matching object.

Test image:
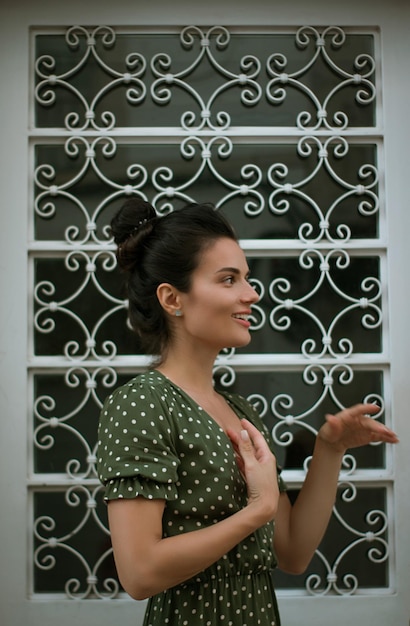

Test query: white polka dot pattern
[97,371,285,625]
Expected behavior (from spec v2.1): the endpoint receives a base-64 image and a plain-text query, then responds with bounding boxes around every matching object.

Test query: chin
[230,335,252,348]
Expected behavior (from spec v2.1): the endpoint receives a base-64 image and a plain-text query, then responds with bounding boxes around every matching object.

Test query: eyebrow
[215,267,250,277]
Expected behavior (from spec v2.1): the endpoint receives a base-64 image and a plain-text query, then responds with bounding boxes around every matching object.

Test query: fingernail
[241,430,250,442]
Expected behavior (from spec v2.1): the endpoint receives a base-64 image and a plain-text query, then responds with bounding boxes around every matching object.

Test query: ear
[156,283,182,316]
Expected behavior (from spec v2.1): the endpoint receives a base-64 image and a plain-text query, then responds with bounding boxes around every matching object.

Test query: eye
[223,275,235,285]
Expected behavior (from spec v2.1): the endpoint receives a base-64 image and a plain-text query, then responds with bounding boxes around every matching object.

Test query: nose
[241,280,260,304]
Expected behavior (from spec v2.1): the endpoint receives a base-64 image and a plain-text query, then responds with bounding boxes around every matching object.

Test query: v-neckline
[152,369,243,436]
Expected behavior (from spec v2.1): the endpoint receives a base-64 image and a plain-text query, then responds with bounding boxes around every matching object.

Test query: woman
[97,199,398,626]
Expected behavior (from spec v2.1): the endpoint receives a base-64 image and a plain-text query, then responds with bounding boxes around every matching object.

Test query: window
[30,24,393,598]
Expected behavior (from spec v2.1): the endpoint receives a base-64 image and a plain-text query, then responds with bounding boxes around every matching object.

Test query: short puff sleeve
[97,378,180,502]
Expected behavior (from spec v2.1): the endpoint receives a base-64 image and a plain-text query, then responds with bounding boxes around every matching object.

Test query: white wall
[0,1,409,625]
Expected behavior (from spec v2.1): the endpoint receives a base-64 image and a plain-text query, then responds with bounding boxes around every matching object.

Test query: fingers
[226,419,276,465]
[322,403,399,450]
[338,403,380,418]
[364,418,399,442]
[235,424,258,457]
[240,419,269,447]
[242,420,273,462]
[227,420,267,449]
[338,403,398,434]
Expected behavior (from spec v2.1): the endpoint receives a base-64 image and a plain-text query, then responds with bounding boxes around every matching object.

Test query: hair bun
[110,198,157,244]
[110,198,157,271]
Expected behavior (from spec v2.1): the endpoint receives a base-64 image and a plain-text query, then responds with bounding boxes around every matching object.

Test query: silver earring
[175,310,182,317]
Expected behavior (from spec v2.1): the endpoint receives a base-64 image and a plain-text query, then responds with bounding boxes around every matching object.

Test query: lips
[232,313,250,321]
[232,311,252,329]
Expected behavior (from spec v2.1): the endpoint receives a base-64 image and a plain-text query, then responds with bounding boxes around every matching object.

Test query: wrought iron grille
[29,24,394,598]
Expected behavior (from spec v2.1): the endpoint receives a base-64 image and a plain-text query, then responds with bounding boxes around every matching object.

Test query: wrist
[315,432,346,458]
[245,496,277,526]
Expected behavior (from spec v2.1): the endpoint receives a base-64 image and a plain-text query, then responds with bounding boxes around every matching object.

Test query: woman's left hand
[318,403,399,454]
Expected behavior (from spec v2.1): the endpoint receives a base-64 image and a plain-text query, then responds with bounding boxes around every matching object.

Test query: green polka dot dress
[97,370,285,626]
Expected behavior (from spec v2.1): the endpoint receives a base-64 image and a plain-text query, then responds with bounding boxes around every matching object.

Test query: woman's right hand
[227,419,280,524]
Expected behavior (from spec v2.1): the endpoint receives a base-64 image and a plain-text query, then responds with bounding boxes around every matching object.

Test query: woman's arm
[273,403,399,574]
[108,419,279,600]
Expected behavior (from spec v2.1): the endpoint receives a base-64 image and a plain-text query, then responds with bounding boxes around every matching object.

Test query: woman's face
[177,237,259,353]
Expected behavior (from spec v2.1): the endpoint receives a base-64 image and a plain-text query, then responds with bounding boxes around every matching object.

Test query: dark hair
[110,198,237,359]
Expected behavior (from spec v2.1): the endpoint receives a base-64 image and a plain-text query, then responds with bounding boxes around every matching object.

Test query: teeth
[233,314,248,320]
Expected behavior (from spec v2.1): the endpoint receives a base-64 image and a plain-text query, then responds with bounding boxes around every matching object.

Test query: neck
[156,346,217,395]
